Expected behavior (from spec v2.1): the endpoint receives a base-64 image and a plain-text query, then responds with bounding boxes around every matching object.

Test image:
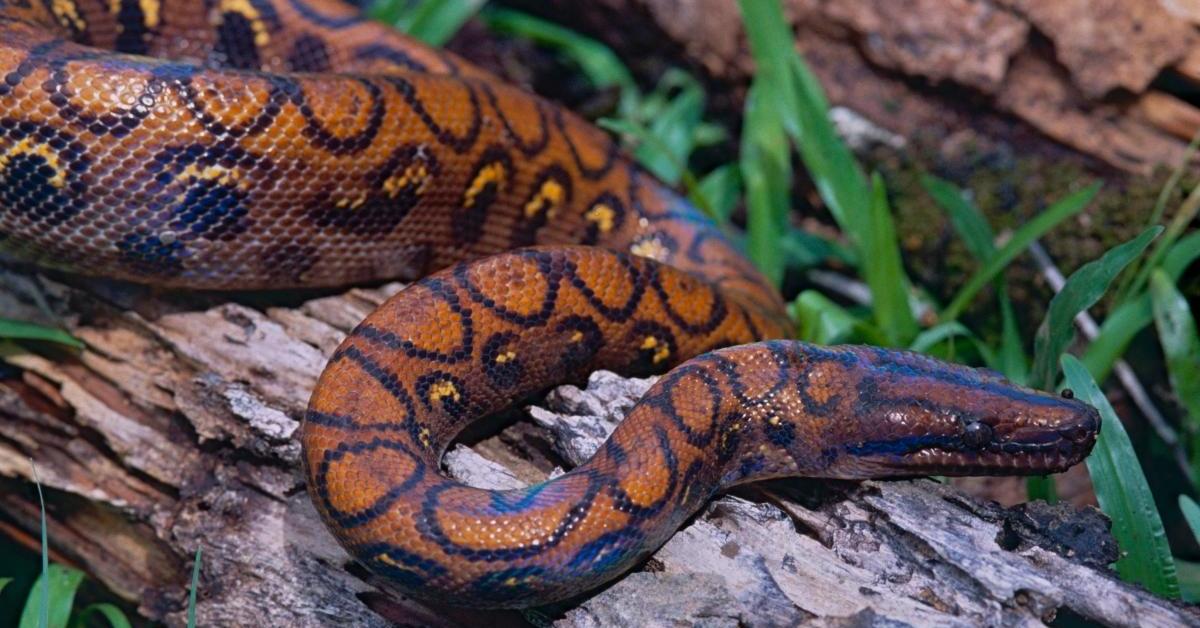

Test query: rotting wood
[0,264,1197,627]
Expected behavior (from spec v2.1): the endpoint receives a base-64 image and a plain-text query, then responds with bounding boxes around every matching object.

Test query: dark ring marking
[552,106,618,180]
[479,81,550,157]
[315,437,427,529]
[384,75,482,154]
[454,251,560,327]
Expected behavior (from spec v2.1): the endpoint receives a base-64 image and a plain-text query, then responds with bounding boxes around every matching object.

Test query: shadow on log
[0,264,1196,626]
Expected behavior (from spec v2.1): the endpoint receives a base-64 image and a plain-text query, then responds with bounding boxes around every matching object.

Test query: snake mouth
[843,403,1101,477]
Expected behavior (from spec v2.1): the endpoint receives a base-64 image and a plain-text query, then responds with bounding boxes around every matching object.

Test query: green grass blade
[920,175,996,261]
[1150,269,1200,474]
[372,0,485,45]
[908,321,972,354]
[1181,495,1200,546]
[997,294,1028,385]
[1080,296,1153,383]
[738,0,872,249]
[1128,180,1200,301]
[187,547,201,628]
[694,165,742,223]
[864,173,918,345]
[790,290,882,345]
[31,460,48,628]
[1114,132,1200,303]
[18,565,84,628]
[1163,231,1200,280]
[73,604,132,628]
[631,80,705,185]
[481,9,639,114]
[1025,476,1058,504]
[941,183,1099,322]
[1178,559,1200,603]
[922,175,1028,381]
[1062,355,1179,598]
[1029,225,1161,390]
[740,82,791,285]
[0,319,83,349]
[780,229,857,270]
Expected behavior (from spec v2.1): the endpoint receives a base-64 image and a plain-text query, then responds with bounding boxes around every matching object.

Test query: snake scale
[0,0,1100,609]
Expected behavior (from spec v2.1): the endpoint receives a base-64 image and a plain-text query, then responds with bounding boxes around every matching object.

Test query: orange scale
[613,438,674,509]
[804,361,848,407]
[435,494,575,553]
[322,443,421,519]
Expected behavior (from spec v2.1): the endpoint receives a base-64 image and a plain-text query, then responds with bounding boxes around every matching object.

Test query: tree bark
[0,262,1196,626]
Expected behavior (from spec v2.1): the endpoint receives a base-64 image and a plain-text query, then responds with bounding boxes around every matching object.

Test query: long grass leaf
[941,184,1099,322]
[1150,269,1200,475]
[1128,180,1200,300]
[922,175,1029,381]
[1163,231,1200,280]
[373,0,485,45]
[187,547,201,628]
[481,9,639,115]
[694,165,742,223]
[864,174,918,345]
[0,319,83,349]
[921,175,995,261]
[790,290,883,345]
[1080,297,1153,383]
[1179,559,1200,603]
[1181,495,1200,546]
[740,82,791,285]
[1029,226,1160,390]
[1062,355,1179,598]
[1114,132,1200,303]
[18,565,84,628]
[73,604,132,628]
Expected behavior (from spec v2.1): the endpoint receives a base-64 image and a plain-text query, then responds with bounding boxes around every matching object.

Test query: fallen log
[0,263,1195,626]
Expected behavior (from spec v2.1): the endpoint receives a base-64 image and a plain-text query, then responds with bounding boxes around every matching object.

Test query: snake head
[822,347,1101,478]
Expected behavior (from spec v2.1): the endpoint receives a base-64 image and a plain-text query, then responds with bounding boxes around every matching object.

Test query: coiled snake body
[0,0,1099,608]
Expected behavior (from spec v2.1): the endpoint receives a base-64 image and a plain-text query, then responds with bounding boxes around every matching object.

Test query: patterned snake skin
[0,0,1100,609]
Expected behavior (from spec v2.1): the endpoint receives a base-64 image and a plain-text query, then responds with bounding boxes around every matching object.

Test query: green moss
[875,137,1198,350]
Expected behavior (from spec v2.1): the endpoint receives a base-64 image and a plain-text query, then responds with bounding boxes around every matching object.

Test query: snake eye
[962,421,993,449]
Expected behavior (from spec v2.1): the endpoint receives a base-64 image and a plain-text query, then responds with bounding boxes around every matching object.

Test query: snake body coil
[0,0,1100,608]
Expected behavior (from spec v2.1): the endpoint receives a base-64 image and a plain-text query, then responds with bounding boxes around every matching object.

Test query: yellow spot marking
[52,0,86,31]
[768,416,781,426]
[383,163,430,199]
[640,336,670,364]
[218,0,270,46]
[585,203,615,233]
[335,193,367,210]
[429,380,461,403]
[570,331,584,343]
[523,178,565,219]
[0,139,67,188]
[495,351,517,364]
[418,427,432,449]
[463,162,506,208]
[106,0,158,27]
[504,577,520,587]
[179,163,239,187]
[630,237,670,262]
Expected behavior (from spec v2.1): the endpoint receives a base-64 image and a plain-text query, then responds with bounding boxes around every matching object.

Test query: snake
[0,0,1101,610]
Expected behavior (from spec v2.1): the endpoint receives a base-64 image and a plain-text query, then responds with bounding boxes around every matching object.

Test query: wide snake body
[0,0,1099,608]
